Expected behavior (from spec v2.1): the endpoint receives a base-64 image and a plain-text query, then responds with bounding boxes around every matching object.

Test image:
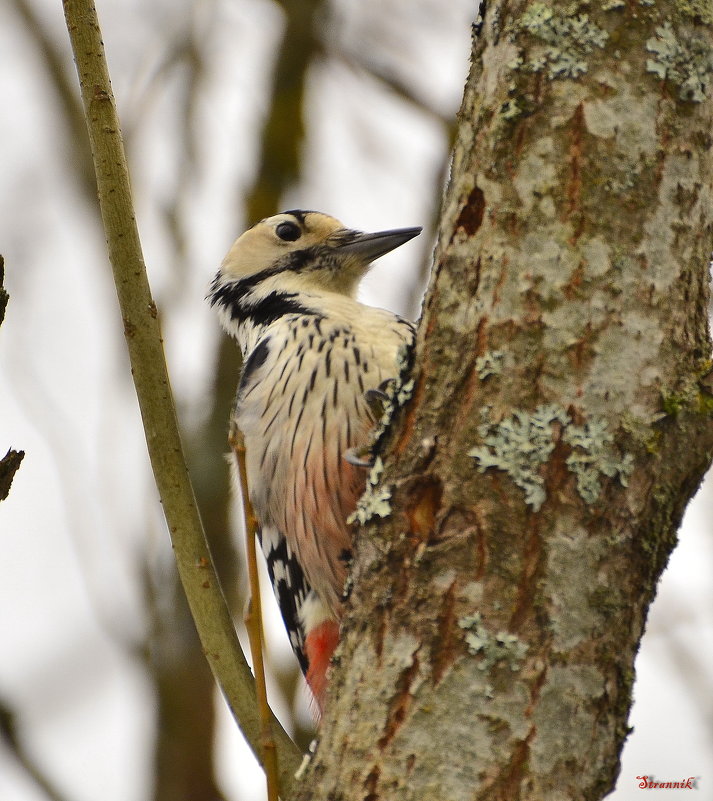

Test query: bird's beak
[333,226,422,263]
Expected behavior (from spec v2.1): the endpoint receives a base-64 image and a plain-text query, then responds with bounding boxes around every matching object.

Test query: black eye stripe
[276,221,301,241]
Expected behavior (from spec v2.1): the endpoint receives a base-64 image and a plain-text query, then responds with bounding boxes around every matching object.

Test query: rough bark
[293,2,713,800]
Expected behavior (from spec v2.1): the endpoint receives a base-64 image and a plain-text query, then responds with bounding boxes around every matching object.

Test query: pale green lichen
[374,344,414,433]
[468,404,570,511]
[395,342,412,374]
[458,613,529,672]
[501,97,523,120]
[646,22,713,102]
[602,0,625,8]
[518,3,608,79]
[374,381,397,430]
[397,377,415,406]
[347,456,393,524]
[470,406,634,508]
[563,418,635,503]
[350,342,414,456]
[475,350,505,380]
[347,344,415,524]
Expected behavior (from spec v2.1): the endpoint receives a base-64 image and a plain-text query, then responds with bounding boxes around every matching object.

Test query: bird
[208,210,421,712]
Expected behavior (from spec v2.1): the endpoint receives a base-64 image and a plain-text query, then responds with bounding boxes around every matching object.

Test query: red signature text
[637,776,698,790]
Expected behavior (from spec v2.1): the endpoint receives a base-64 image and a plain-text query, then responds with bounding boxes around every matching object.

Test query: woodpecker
[209,210,421,711]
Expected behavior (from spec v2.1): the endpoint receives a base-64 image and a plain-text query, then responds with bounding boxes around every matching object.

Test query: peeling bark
[292,2,713,800]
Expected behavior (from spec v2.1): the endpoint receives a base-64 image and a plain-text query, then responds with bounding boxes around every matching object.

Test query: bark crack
[377,646,421,751]
[430,580,458,685]
[363,764,380,801]
[565,102,585,243]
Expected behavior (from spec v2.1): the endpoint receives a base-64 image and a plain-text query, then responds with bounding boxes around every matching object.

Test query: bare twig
[61,0,302,791]
[0,257,25,502]
[230,423,281,801]
[0,448,25,503]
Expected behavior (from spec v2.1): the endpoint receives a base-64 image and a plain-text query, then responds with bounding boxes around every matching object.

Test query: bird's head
[218,210,422,298]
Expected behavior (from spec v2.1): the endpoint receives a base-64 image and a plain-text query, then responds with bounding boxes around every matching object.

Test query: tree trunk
[292,2,713,799]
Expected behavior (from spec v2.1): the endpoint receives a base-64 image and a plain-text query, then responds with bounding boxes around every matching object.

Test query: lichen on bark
[291,2,713,799]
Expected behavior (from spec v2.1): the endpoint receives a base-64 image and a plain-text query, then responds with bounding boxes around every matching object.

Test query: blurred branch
[119,8,238,799]
[139,544,229,801]
[327,45,455,131]
[317,35,449,320]
[0,699,75,801]
[246,0,324,223]
[0,255,7,324]
[123,4,216,294]
[322,41,456,320]
[11,0,96,202]
[61,0,302,792]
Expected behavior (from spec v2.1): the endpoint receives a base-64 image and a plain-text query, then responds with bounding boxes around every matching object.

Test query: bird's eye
[275,222,301,242]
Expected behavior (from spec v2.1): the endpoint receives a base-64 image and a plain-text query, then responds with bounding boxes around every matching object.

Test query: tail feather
[304,620,340,714]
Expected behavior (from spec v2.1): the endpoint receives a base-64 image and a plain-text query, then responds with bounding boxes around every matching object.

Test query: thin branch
[0,255,8,325]
[0,699,76,801]
[0,448,23,501]
[231,424,280,801]
[244,0,325,223]
[326,45,456,130]
[60,0,302,792]
[0,257,25,502]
